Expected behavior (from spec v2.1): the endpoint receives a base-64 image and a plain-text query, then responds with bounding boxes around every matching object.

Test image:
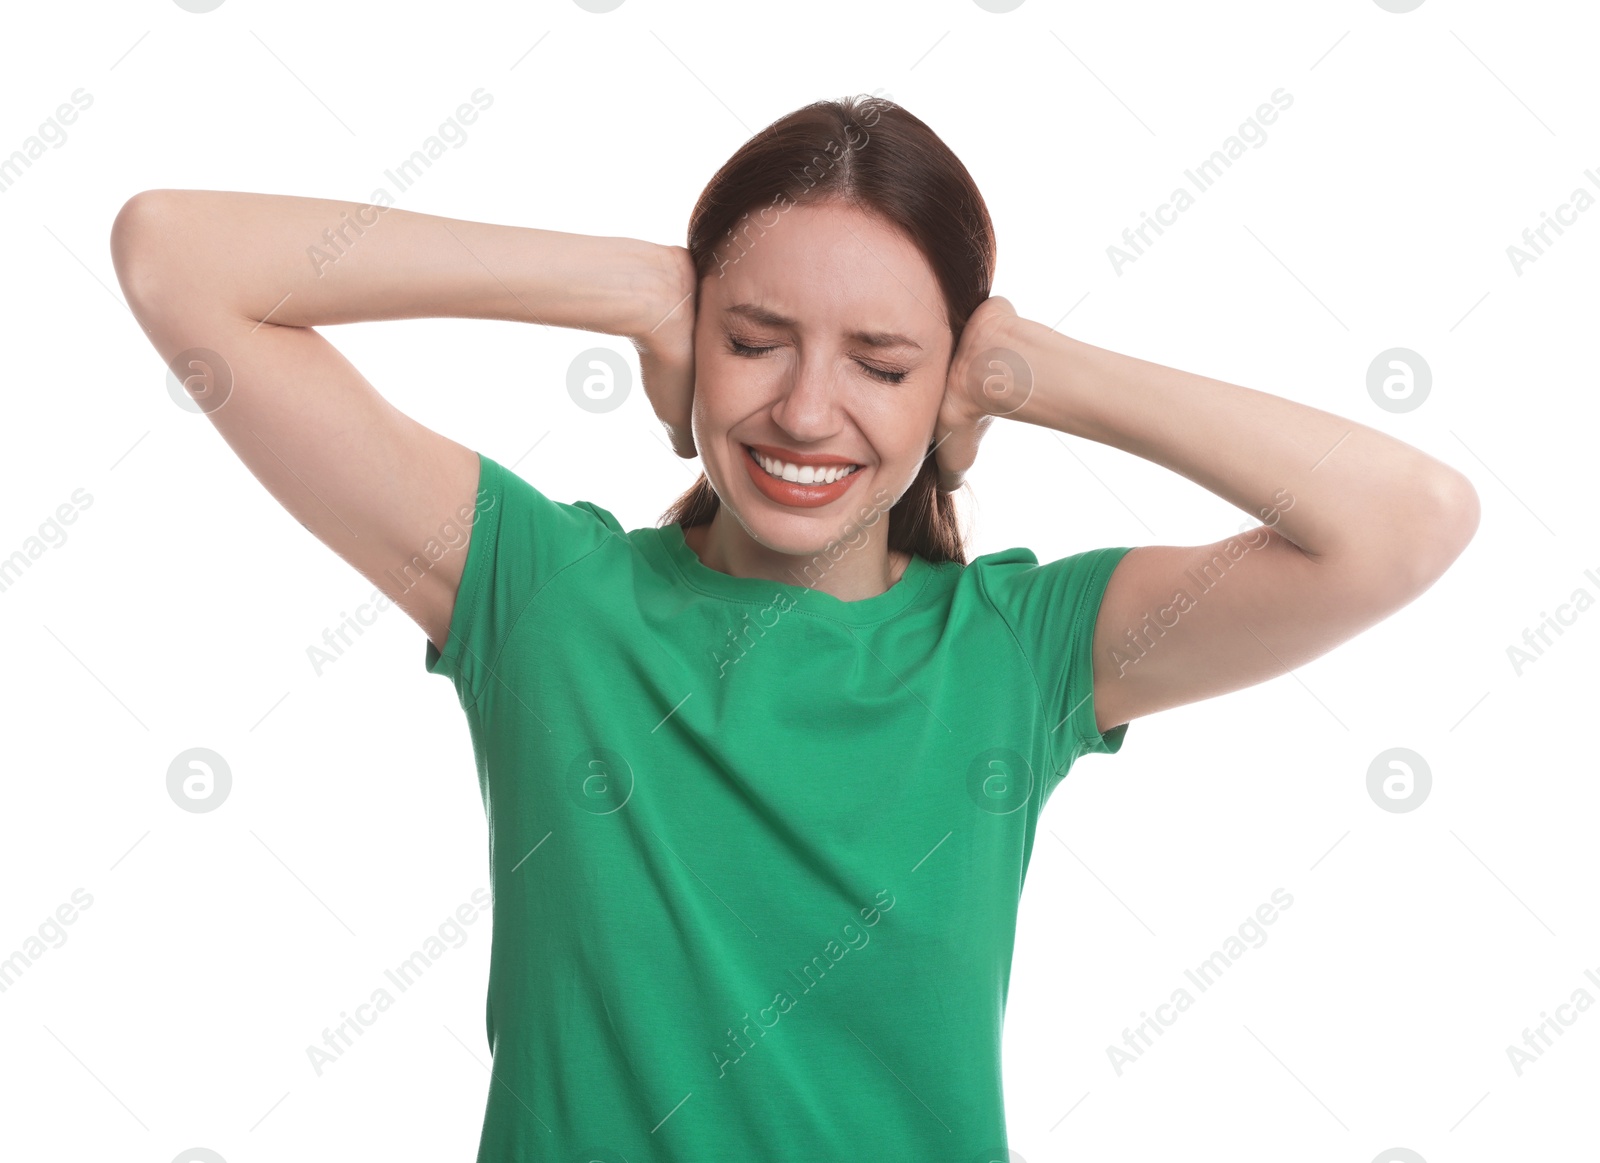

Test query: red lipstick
[741,443,864,509]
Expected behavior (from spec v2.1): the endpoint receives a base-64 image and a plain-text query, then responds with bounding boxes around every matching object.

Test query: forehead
[707,200,947,335]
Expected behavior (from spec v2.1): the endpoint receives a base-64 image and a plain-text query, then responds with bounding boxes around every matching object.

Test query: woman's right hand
[630,244,699,460]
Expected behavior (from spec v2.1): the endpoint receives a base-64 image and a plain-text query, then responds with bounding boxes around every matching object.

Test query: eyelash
[725,337,908,385]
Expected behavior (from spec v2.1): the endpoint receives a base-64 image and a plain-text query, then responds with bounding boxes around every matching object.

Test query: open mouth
[744,445,863,486]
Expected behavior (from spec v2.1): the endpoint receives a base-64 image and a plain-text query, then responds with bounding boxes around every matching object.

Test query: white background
[1,1,1594,1161]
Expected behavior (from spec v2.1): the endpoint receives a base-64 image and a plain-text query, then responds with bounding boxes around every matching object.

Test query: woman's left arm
[938,299,1481,735]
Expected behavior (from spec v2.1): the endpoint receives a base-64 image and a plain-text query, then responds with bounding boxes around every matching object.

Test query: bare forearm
[1000,315,1479,584]
[111,189,669,337]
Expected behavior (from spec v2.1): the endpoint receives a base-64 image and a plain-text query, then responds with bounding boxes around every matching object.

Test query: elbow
[1434,467,1481,554]
[110,189,183,317]
[1339,468,1480,607]
[1395,468,1480,598]
[1425,467,1480,571]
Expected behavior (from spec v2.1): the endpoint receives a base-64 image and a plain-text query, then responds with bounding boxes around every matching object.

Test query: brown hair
[656,94,996,567]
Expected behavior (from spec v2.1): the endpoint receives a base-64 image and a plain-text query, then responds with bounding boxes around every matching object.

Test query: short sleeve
[978,545,1136,777]
[424,451,618,710]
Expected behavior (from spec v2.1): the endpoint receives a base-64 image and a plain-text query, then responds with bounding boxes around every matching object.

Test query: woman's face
[691,198,953,554]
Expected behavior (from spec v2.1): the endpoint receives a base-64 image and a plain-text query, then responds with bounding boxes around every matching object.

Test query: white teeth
[748,447,860,485]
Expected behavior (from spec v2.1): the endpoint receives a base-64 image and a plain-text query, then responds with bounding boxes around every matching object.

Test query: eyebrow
[723,301,924,353]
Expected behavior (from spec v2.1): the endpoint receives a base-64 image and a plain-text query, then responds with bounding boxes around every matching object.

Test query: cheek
[691,362,728,416]
[862,390,939,449]
[689,368,750,451]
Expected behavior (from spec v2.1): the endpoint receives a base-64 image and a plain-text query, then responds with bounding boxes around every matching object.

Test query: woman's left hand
[932,295,1023,493]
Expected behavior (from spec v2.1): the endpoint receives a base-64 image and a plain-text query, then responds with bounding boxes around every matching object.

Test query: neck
[685,510,908,601]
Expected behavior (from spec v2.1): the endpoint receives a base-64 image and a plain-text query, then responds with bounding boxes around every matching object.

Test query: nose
[769,351,848,443]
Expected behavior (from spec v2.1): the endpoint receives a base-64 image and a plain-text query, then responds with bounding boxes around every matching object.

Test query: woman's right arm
[110,190,695,654]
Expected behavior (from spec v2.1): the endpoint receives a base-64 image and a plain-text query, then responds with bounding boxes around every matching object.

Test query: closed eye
[725,337,908,385]
[727,338,777,359]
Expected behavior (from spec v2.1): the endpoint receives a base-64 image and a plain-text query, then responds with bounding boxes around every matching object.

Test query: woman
[111,95,1478,1161]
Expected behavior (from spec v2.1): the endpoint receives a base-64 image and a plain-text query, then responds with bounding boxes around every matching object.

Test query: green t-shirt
[425,451,1132,1162]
